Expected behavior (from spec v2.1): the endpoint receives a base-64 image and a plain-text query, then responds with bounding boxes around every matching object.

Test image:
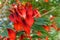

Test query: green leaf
[0,29,8,37]
[8,0,15,4]
[32,35,40,38]
[24,38,30,40]
[16,31,24,36]
[32,24,49,36]
[34,17,51,25]
[54,17,60,28]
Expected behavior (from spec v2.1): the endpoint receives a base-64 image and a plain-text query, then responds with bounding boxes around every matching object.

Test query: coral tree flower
[43,25,50,32]
[51,22,58,30]
[50,15,58,30]
[37,31,42,40]
[44,0,49,2]
[37,31,42,36]
[9,2,41,35]
[7,28,16,40]
[45,36,48,40]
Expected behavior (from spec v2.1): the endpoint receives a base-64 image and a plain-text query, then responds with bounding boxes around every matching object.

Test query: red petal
[14,23,23,31]
[27,9,33,17]
[25,17,34,27]
[33,9,41,18]
[43,25,50,32]
[17,5,26,19]
[51,23,58,30]
[25,2,33,17]
[9,13,19,23]
[19,35,25,40]
[9,14,16,23]
[38,38,41,40]
[25,2,32,9]
[57,28,60,31]
[45,36,48,40]
[24,26,31,35]
[12,4,17,8]
[7,28,16,40]
[44,0,49,2]
[9,9,15,14]
[37,31,42,36]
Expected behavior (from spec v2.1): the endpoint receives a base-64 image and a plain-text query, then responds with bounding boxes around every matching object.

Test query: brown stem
[41,7,55,17]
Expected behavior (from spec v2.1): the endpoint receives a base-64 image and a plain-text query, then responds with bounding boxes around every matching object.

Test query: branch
[0,0,8,9]
[41,7,55,17]
[0,0,8,14]
[3,0,8,6]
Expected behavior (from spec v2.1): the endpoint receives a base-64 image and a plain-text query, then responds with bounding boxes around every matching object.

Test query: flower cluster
[8,2,41,40]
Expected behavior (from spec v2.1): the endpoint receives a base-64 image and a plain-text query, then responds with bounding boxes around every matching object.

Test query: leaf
[1,29,8,37]
[32,24,49,36]
[8,0,15,4]
[34,17,51,25]
[54,17,60,28]
[32,35,40,38]
[24,38,30,40]
[32,34,47,39]
[16,31,24,37]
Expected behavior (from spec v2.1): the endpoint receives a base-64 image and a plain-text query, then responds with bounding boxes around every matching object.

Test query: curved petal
[17,5,26,19]
[14,23,23,31]
[25,17,34,27]
[7,28,16,40]
[24,26,31,35]
[43,25,50,32]
[25,2,33,17]
[19,35,25,40]
[9,14,16,23]
[33,9,41,18]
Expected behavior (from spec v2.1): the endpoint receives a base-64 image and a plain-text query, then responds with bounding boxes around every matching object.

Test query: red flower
[43,25,50,32]
[44,0,49,2]
[37,31,42,36]
[9,2,41,35]
[45,36,48,40]
[33,9,41,18]
[14,23,23,31]
[37,31,42,40]
[57,28,60,31]
[7,28,16,40]
[51,22,58,30]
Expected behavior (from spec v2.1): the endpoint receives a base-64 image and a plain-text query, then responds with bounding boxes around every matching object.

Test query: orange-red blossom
[9,2,41,40]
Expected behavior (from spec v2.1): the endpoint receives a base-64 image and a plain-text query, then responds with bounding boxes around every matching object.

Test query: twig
[3,0,8,7]
[41,7,55,17]
[0,0,8,14]
[0,0,8,9]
